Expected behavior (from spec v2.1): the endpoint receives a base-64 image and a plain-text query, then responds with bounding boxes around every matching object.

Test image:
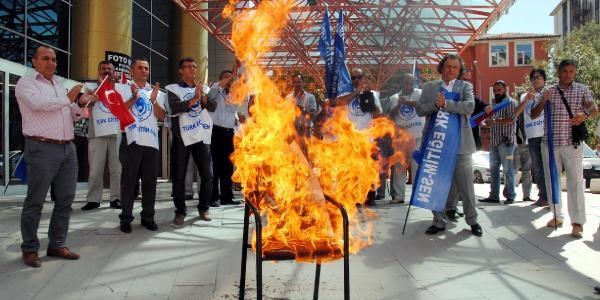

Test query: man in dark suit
[415,54,483,237]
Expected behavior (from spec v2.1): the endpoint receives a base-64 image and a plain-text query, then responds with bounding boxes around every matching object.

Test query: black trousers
[119,138,158,223]
[211,125,235,203]
[171,135,213,215]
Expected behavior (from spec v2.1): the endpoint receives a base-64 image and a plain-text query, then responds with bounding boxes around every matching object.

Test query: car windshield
[582,143,596,158]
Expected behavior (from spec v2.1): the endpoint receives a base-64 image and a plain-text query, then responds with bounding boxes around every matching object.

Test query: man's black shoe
[141,220,158,231]
[110,199,122,209]
[185,195,193,200]
[445,209,458,221]
[522,196,535,202]
[425,225,445,235]
[209,201,220,207]
[478,198,500,203]
[120,222,132,233]
[365,199,377,207]
[471,224,483,237]
[503,198,515,205]
[81,202,100,211]
[221,200,241,205]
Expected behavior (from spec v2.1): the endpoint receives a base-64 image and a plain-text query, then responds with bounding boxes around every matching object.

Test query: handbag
[556,86,588,147]
[359,90,377,112]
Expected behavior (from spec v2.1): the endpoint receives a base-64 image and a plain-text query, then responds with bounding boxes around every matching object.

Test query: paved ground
[0,181,599,300]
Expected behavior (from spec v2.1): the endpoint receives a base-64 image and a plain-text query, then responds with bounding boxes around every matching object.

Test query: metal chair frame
[239,195,350,300]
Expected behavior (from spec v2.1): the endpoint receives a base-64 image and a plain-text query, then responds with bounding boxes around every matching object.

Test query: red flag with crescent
[95,76,135,130]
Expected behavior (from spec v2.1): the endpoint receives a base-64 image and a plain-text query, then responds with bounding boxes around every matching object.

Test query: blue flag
[546,101,560,205]
[410,92,462,212]
[318,9,334,99]
[469,98,511,128]
[332,10,353,98]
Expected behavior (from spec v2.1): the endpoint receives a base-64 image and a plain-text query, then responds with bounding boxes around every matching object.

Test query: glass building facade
[0,0,181,185]
[132,0,172,87]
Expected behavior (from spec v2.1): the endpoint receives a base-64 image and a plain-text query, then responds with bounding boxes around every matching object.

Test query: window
[0,0,72,78]
[515,42,533,66]
[489,44,508,67]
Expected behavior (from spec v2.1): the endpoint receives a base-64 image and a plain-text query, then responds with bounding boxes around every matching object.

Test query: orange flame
[225,0,399,262]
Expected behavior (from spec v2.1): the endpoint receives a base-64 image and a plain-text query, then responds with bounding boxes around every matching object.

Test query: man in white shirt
[386,74,424,204]
[334,68,383,206]
[81,61,122,211]
[116,58,166,233]
[514,69,548,207]
[288,74,318,136]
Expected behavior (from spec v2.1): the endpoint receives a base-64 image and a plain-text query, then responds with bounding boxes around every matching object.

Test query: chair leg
[253,208,263,300]
[239,205,250,300]
[313,262,321,300]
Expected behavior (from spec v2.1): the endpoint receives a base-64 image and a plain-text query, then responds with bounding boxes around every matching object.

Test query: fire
[225,0,400,262]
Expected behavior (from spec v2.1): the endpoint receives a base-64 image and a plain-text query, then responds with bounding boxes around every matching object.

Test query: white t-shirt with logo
[115,83,166,150]
[165,84,213,146]
[340,90,382,131]
[388,89,424,139]
[84,82,120,137]
[521,93,544,140]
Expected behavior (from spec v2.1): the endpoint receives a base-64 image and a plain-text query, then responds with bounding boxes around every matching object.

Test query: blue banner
[546,101,560,205]
[469,98,511,128]
[318,9,333,99]
[410,92,462,212]
[332,10,353,98]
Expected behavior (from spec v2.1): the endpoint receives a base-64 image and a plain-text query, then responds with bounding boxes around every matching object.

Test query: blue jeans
[489,143,516,200]
[527,137,548,201]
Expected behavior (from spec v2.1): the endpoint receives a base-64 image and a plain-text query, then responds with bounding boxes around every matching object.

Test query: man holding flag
[15,46,93,267]
[531,59,597,238]
[415,54,482,237]
[80,61,124,211]
[478,80,518,205]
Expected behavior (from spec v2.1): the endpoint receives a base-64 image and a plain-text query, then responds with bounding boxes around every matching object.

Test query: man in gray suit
[415,54,483,237]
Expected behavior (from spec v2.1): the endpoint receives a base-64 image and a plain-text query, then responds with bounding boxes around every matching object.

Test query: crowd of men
[14,46,597,269]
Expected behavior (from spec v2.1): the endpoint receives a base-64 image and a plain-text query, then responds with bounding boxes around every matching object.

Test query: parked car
[472,151,503,184]
[582,143,600,188]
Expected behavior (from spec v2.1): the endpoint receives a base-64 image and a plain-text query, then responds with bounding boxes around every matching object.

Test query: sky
[487,0,563,34]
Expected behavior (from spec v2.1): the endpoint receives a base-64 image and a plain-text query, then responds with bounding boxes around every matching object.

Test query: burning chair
[239,193,350,300]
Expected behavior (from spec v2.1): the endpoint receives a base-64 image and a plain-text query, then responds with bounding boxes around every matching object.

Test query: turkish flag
[95,76,135,130]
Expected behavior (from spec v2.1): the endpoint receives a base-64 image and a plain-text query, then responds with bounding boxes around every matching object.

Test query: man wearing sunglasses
[334,68,383,206]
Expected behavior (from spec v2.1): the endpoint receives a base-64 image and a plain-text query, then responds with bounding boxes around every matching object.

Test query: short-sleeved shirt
[489,97,517,148]
[338,89,383,130]
[535,83,594,146]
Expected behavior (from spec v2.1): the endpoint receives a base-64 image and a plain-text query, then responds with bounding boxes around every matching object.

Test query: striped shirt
[536,82,594,146]
[15,72,83,141]
[489,97,517,148]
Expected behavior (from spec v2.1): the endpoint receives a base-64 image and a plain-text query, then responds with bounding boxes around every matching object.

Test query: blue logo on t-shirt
[399,104,416,121]
[132,94,152,122]
[350,98,366,116]
[97,101,111,114]
[183,92,203,117]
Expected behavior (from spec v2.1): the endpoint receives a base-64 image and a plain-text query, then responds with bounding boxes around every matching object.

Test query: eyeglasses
[530,75,543,81]
[351,75,363,80]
